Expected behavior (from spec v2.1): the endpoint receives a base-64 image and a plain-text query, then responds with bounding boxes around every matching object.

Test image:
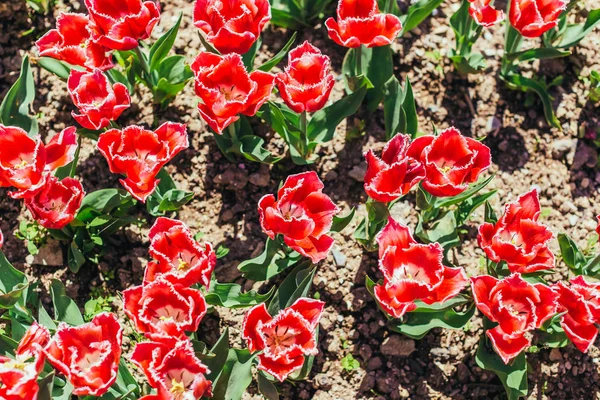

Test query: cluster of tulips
[0,0,598,399]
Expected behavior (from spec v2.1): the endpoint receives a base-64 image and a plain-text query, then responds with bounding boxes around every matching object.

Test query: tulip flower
[275,41,335,114]
[24,176,85,230]
[0,125,77,199]
[554,276,600,353]
[373,217,468,318]
[193,0,271,55]
[36,13,114,71]
[243,298,324,381]
[509,0,566,38]
[325,0,402,48]
[407,127,491,197]
[146,217,216,288]
[468,0,504,27]
[471,273,557,363]
[0,323,50,400]
[191,52,275,134]
[45,313,123,396]
[97,122,188,202]
[364,134,425,203]
[258,171,340,263]
[478,189,554,274]
[596,215,599,237]
[124,279,207,341]
[68,69,130,130]
[84,0,161,51]
[132,339,212,399]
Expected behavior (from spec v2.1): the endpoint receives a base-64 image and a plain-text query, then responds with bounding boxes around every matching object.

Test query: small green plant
[340,354,360,372]
[586,71,600,102]
[84,294,118,321]
[14,219,47,255]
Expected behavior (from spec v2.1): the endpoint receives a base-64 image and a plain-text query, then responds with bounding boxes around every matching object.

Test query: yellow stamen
[14,160,28,169]
[177,259,190,271]
[170,379,186,394]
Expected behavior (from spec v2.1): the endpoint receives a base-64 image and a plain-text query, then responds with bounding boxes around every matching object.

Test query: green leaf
[341,353,361,371]
[307,76,369,143]
[50,279,84,326]
[455,190,497,226]
[270,8,305,29]
[158,189,194,213]
[557,233,585,272]
[475,338,528,400]
[583,253,600,278]
[330,208,356,233]
[450,53,487,75]
[261,102,309,164]
[364,46,394,111]
[238,237,302,281]
[258,32,297,72]
[484,201,497,224]
[37,372,55,400]
[37,57,72,80]
[210,349,257,400]
[205,281,274,308]
[416,211,460,250]
[505,48,571,63]
[432,174,495,209]
[388,302,476,340]
[383,76,418,140]
[268,261,316,315]
[555,9,600,48]
[204,328,230,381]
[215,245,229,259]
[149,13,182,71]
[0,251,28,309]
[68,240,86,273]
[242,36,262,71]
[400,0,445,35]
[258,371,280,400]
[502,73,560,129]
[232,135,282,164]
[0,55,38,135]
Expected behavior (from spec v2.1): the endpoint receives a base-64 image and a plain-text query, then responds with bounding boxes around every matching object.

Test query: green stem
[69,136,82,178]
[356,45,363,76]
[501,12,524,77]
[133,45,152,85]
[227,122,238,143]
[299,111,308,158]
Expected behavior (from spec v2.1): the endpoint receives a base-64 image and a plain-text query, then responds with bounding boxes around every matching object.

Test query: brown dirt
[1,0,600,399]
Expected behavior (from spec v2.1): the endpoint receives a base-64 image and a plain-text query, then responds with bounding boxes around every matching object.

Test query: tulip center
[14,159,28,169]
[280,203,304,221]
[154,305,184,324]
[177,258,190,271]
[78,349,103,370]
[2,359,27,371]
[219,85,245,101]
[170,379,186,396]
[263,324,297,353]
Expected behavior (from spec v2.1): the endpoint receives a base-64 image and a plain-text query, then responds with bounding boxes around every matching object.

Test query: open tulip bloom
[193,0,271,55]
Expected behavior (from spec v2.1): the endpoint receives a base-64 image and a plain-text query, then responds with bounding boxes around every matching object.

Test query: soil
[1,0,600,399]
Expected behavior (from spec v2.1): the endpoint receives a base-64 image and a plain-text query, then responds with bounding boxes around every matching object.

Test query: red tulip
[123,279,207,341]
[596,215,599,237]
[0,125,77,199]
[325,0,402,48]
[258,171,340,263]
[24,176,85,230]
[469,0,504,27]
[471,273,557,363]
[35,13,114,71]
[17,323,50,368]
[0,323,50,400]
[275,41,335,114]
[407,127,491,197]
[146,217,216,288]
[243,298,324,381]
[193,0,271,55]
[84,0,161,51]
[554,276,600,353]
[373,217,468,318]
[68,69,130,130]
[509,0,566,37]
[97,122,188,202]
[191,52,275,134]
[478,189,554,274]
[0,356,40,400]
[131,339,212,399]
[44,313,123,396]
[0,229,3,249]
[364,134,425,203]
